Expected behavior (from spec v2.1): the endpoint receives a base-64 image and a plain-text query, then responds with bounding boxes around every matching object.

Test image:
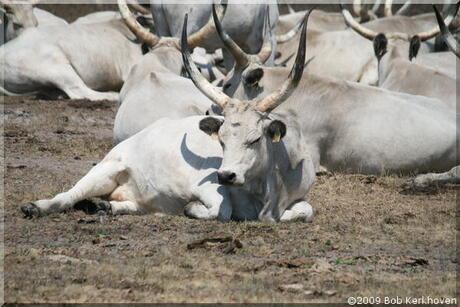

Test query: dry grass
[3,96,457,303]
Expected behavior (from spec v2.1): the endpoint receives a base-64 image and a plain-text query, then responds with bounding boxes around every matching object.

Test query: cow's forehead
[222,102,264,132]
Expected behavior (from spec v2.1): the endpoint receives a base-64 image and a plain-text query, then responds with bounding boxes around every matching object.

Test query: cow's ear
[373,33,388,61]
[199,117,223,140]
[409,35,421,61]
[267,120,287,143]
[243,68,264,87]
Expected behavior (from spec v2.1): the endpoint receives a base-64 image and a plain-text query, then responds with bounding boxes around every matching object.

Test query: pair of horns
[213,4,273,67]
[182,9,312,113]
[117,0,226,49]
[435,4,460,58]
[341,1,459,41]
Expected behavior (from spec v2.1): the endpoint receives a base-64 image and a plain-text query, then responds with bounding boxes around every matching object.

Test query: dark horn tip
[212,3,224,35]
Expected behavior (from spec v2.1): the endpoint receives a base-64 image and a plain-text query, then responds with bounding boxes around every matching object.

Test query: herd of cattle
[2,0,458,222]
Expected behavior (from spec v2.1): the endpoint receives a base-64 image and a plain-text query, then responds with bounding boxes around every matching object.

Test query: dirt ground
[3,95,457,303]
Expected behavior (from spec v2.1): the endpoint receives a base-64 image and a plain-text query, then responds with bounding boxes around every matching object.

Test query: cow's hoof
[304,205,315,223]
[21,203,40,218]
[92,199,112,216]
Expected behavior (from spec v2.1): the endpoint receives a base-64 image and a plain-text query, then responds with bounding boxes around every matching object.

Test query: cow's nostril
[217,171,237,185]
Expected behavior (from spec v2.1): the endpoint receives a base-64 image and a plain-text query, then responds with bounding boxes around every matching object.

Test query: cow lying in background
[113,0,228,143]
[21,12,316,223]
[275,2,452,84]
[0,14,147,101]
[403,5,460,189]
[341,3,459,108]
[214,4,457,176]
[0,0,67,43]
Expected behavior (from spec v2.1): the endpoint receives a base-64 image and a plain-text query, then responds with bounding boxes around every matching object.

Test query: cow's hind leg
[45,64,119,101]
[280,200,314,223]
[405,166,460,189]
[21,159,126,218]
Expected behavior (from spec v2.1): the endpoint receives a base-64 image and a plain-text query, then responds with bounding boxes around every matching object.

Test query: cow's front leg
[280,200,314,223]
[185,183,232,221]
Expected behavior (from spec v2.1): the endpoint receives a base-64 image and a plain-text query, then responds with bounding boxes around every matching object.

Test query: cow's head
[340,2,459,62]
[1,0,38,39]
[182,10,310,186]
[118,0,227,80]
[212,4,274,96]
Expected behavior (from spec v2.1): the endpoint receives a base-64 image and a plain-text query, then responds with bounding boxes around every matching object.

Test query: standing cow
[149,0,279,71]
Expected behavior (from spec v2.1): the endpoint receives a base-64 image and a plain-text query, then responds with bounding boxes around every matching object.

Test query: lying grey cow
[21,12,315,223]
[113,0,226,143]
[72,1,151,24]
[0,0,67,42]
[0,15,147,100]
[403,6,460,189]
[341,4,458,108]
[275,4,451,84]
[215,10,457,175]
[276,0,382,35]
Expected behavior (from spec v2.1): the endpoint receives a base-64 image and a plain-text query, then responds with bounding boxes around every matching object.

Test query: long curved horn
[255,10,311,113]
[257,6,273,63]
[186,3,227,49]
[340,3,379,40]
[276,17,303,44]
[384,0,393,17]
[118,0,160,47]
[127,0,150,15]
[182,14,230,109]
[416,1,459,41]
[395,1,411,15]
[434,4,460,57]
[212,3,250,67]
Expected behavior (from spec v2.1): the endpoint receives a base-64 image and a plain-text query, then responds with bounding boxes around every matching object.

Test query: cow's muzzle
[217,171,237,185]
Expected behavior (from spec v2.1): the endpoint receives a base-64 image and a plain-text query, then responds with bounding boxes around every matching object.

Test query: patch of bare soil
[3,96,457,303]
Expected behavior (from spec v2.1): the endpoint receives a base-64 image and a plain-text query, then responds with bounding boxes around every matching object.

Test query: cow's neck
[243,146,285,221]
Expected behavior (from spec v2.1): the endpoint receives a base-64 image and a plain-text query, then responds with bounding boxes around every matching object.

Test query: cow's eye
[249,137,261,146]
[223,83,231,90]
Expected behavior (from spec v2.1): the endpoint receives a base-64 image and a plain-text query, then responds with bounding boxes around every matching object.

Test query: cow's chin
[220,175,245,187]
[221,178,245,187]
